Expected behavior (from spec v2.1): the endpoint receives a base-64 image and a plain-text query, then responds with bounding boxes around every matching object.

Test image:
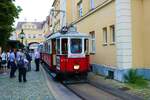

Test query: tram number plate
[74,65,80,70]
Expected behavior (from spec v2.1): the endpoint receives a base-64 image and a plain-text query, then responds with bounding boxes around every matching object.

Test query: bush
[124,69,148,87]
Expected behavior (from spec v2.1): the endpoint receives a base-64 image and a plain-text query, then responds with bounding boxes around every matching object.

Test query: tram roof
[47,31,89,40]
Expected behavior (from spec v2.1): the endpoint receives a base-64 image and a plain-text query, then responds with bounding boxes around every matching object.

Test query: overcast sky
[14,0,54,24]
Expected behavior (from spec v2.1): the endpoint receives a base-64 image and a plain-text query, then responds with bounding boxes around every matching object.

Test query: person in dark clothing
[34,50,40,71]
[7,50,11,69]
[17,50,28,82]
[9,50,16,78]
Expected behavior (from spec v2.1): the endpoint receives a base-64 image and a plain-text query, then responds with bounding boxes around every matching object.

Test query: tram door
[56,38,68,71]
[61,38,68,55]
[52,39,56,67]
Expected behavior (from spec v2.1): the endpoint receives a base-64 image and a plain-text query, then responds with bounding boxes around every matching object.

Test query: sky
[14,0,54,25]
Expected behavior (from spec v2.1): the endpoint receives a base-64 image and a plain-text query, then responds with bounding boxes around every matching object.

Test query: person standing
[1,51,7,71]
[17,50,28,82]
[7,50,10,69]
[9,49,16,78]
[34,50,40,71]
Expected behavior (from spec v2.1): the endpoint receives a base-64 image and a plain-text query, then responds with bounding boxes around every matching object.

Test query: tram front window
[71,39,82,54]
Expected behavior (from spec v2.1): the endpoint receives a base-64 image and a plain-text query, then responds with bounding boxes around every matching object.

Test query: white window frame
[103,27,108,45]
[78,1,83,17]
[90,31,96,53]
[110,25,115,44]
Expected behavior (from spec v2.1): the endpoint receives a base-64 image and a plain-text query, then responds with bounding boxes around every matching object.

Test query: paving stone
[0,63,55,100]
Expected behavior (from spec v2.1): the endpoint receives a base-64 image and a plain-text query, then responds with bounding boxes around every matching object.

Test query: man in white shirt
[34,49,40,71]
[9,49,16,78]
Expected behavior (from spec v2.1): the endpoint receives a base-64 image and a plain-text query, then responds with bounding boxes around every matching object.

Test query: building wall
[16,22,45,45]
[64,0,150,69]
[142,0,150,67]
[131,0,144,68]
[16,30,44,44]
[70,0,117,67]
[52,0,61,32]
[66,0,72,25]
[132,0,150,68]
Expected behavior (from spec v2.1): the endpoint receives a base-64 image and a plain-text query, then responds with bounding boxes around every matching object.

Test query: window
[56,39,60,54]
[48,40,51,54]
[28,34,31,38]
[89,31,96,53]
[71,39,82,54]
[38,34,42,37]
[78,1,83,17]
[33,34,36,38]
[45,42,48,53]
[110,25,115,44]
[62,39,68,54]
[103,27,107,45]
[90,0,94,9]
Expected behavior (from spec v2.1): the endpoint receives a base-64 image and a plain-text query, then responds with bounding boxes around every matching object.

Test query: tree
[0,0,22,47]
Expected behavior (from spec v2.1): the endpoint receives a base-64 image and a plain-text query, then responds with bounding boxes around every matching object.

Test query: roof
[16,22,45,30]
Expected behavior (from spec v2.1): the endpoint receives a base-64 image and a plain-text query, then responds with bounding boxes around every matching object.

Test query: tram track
[42,63,143,100]
[43,63,122,100]
[63,82,122,100]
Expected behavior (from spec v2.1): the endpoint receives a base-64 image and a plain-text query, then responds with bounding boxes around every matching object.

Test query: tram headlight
[74,65,80,70]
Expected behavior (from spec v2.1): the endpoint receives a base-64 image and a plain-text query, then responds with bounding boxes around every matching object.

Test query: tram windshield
[70,39,82,54]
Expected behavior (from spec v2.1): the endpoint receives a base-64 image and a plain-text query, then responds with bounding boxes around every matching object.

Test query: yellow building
[16,21,46,50]
[51,0,150,81]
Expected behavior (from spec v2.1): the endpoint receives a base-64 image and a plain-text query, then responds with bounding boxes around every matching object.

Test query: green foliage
[0,0,22,47]
[124,69,148,88]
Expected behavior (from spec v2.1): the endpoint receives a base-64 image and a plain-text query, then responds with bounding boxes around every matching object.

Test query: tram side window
[71,39,82,54]
[84,39,89,54]
[56,39,60,54]
[48,44,51,54]
[46,42,48,53]
[62,39,68,54]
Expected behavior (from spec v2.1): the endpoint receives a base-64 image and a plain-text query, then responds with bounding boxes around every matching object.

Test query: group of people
[0,49,40,83]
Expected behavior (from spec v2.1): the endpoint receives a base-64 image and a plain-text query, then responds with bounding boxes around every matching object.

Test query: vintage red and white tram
[40,26,90,79]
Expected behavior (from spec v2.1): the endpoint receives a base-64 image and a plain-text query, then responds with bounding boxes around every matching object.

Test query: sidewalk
[0,62,55,100]
[88,72,150,100]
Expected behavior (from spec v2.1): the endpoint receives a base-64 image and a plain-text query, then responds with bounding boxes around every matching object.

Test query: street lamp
[19,29,25,44]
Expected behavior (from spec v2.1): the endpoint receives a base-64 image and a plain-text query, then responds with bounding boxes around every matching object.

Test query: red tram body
[39,26,90,78]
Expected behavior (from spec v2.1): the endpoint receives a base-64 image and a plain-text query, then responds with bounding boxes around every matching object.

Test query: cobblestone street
[0,62,55,100]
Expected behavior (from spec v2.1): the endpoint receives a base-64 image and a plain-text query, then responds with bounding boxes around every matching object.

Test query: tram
[39,26,90,79]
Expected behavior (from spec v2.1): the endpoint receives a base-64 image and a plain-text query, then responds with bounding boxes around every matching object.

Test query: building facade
[16,21,46,50]
[51,0,150,81]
